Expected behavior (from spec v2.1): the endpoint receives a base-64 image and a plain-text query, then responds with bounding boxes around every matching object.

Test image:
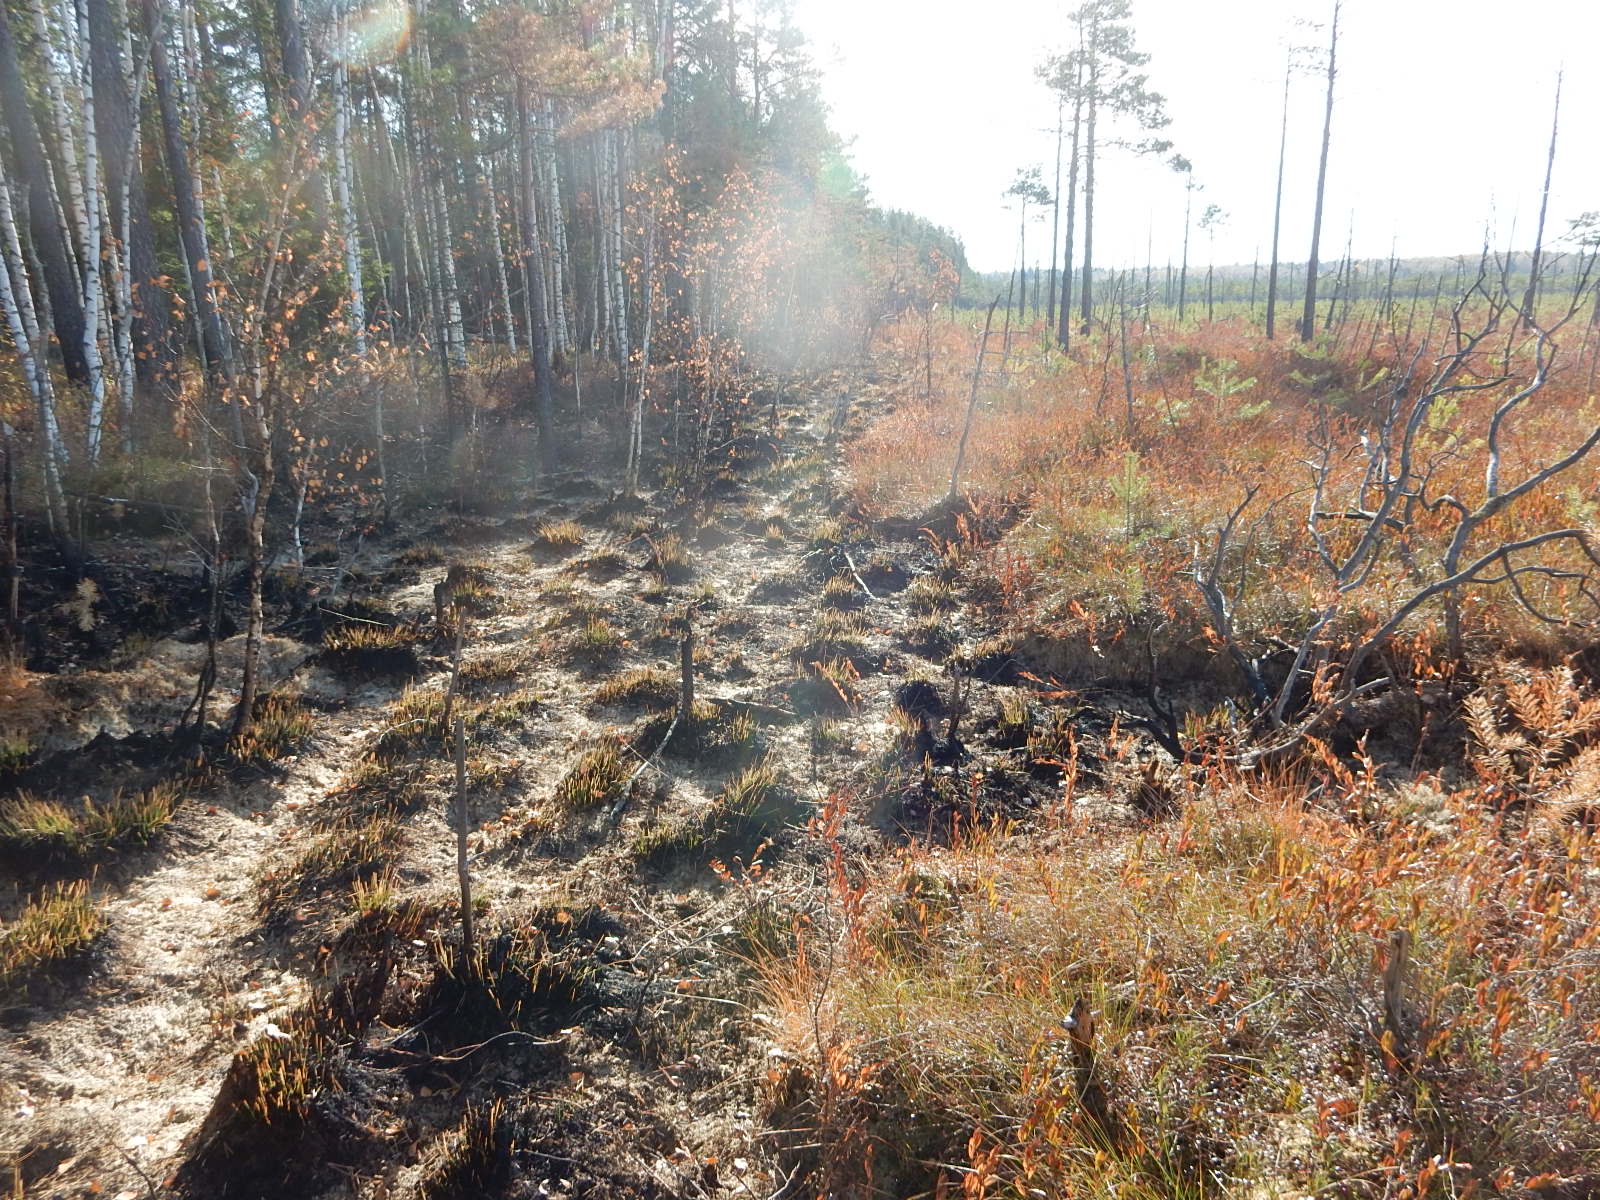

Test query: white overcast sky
[789,0,1600,271]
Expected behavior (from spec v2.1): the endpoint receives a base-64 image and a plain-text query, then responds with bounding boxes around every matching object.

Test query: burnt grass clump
[402,907,621,1049]
[318,619,426,678]
[173,1018,398,1200]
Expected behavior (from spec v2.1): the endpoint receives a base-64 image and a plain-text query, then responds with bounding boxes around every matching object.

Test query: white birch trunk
[484,149,516,353]
[32,0,89,274]
[541,100,571,357]
[73,0,106,462]
[626,209,657,495]
[606,131,630,368]
[0,166,68,526]
[332,50,366,354]
[110,0,136,450]
[589,141,607,355]
[179,2,203,221]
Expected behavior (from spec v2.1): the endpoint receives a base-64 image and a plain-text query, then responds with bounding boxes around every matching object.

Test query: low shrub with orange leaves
[761,303,1600,1196]
[854,305,1600,711]
[767,666,1600,1195]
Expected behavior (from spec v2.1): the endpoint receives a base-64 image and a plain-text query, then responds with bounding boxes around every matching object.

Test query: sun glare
[327,1,411,68]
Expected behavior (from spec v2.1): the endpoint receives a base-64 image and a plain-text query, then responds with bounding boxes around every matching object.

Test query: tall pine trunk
[144,0,232,386]
[516,78,556,471]
[1047,100,1062,330]
[1078,58,1097,337]
[1056,70,1083,351]
[1300,0,1339,342]
[1265,58,1289,339]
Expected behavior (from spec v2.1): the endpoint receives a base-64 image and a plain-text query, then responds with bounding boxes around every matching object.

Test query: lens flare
[326,1,411,68]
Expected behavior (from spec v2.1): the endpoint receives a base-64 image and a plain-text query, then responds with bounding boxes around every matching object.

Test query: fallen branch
[609,704,681,826]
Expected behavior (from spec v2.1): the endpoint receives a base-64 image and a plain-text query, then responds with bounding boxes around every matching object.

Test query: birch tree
[0,0,89,383]
[0,158,68,529]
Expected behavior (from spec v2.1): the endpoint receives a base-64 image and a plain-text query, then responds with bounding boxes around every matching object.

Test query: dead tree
[947,296,1002,501]
[1196,249,1600,756]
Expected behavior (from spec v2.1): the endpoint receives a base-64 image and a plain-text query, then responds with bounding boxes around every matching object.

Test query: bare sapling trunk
[1520,72,1561,330]
[680,622,695,717]
[442,612,465,733]
[453,715,476,972]
[948,296,1002,501]
[230,428,273,739]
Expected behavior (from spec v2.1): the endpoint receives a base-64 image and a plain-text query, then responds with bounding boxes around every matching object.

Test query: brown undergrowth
[764,664,1600,1198]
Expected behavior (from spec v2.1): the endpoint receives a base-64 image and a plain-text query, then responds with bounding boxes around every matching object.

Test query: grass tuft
[648,533,694,583]
[552,739,630,810]
[531,518,586,553]
[0,782,183,860]
[791,610,873,671]
[567,549,627,580]
[257,815,404,925]
[750,568,809,604]
[897,614,957,660]
[905,575,958,615]
[567,615,622,661]
[394,543,448,567]
[0,731,32,777]
[633,758,789,869]
[820,574,865,610]
[320,621,422,678]
[227,1020,336,1126]
[227,693,316,766]
[593,667,678,711]
[418,1099,511,1200]
[786,658,861,716]
[0,880,105,996]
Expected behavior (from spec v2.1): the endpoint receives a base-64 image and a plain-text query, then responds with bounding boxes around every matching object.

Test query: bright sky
[791,0,1600,272]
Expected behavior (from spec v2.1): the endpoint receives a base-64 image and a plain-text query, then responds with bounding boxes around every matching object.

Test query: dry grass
[320,621,423,677]
[457,645,535,696]
[647,533,694,583]
[366,684,538,767]
[227,693,316,766]
[636,700,761,765]
[552,739,631,810]
[0,730,31,776]
[820,574,865,611]
[0,880,105,996]
[418,1099,510,1199]
[531,518,586,552]
[0,782,183,859]
[905,575,958,615]
[896,613,957,660]
[852,313,1600,696]
[790,610,872,671]
[592,667,679,711]
[567,548,628,580]
[633,758,789,868]
[257,814,405,924]
[786,658,861,716]
[565,615,623,662]
[395,543,448,567]
[767,689,1600,1196]
[220,1015,338,1127]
